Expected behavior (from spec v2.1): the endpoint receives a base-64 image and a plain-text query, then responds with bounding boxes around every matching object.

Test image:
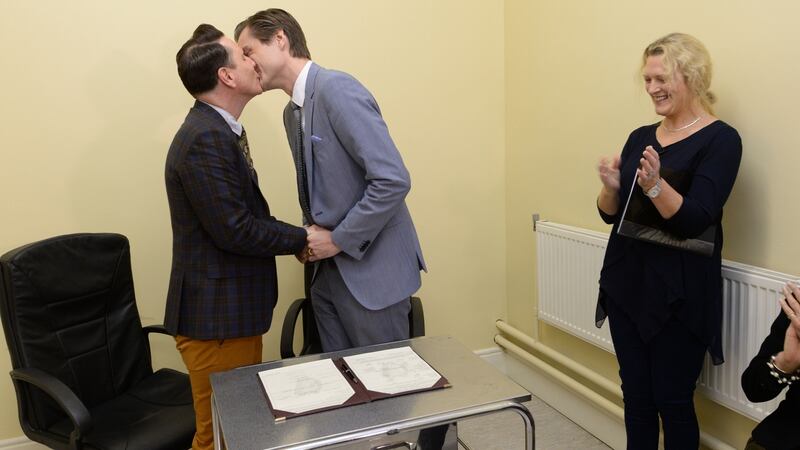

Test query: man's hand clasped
[297,224,342,263]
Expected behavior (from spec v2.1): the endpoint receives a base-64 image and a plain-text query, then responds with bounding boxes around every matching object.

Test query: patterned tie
[292,104,313,224]
[238,128,255,175]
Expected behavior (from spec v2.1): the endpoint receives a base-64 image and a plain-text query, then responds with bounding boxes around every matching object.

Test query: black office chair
[280,264,426,358]
[0,233,195,450]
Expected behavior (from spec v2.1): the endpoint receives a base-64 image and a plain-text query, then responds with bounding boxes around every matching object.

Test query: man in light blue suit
[236,9,426,352]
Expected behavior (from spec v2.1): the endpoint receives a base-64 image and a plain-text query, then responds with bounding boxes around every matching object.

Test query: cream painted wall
[5,0,791,445]
[0,1,506,439]
[505,1,800,448]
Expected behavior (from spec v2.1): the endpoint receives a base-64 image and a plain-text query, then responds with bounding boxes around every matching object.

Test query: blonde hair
[642,33,716,114]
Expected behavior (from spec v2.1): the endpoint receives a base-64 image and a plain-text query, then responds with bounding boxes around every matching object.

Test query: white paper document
[258,359,355,414]
[343,346,441,395]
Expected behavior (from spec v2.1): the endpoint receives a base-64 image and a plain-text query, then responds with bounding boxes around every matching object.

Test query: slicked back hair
[176,24,231,95]
[235,9,311,59]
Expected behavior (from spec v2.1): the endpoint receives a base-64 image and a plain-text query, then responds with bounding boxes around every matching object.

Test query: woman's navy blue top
[597,120,742,364]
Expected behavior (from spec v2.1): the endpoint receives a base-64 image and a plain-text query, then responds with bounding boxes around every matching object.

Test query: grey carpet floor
[456,394,611,450]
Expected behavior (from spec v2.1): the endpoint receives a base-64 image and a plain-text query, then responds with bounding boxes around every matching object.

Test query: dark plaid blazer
[164,101,306,340]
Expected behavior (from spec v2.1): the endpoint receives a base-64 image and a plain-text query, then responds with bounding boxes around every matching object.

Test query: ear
[217,66,236,89]
[274,30,287,50]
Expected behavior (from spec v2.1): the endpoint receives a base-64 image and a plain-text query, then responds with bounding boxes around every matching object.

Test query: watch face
[646,184,661,198]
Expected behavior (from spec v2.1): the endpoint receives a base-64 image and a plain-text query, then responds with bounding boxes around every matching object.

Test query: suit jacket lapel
[303,63,321,197]
[194,100,259,186]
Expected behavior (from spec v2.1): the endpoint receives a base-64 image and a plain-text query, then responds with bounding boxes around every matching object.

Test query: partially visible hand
[636,145,661,191]
[780,282,800,335]
[306,224,341,262]
[295,245,309,264]
[777,325,800,373]
[597,155,621,193]
[777,282,800,372]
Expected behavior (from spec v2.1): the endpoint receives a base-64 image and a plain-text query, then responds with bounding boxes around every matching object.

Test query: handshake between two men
[297,224,341,264]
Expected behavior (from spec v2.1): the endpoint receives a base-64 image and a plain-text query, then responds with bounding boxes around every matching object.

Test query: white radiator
[535,220,793,421]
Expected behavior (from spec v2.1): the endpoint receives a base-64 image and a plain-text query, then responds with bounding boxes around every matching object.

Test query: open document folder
[617,166,716,257]
[258,346,450,421]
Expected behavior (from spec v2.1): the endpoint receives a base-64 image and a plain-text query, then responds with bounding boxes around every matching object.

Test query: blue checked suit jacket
[164,101,307,339]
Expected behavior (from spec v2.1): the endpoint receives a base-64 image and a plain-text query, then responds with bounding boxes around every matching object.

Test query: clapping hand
[636,146,661,192]
[597,155,621,193]
[777,282,800,373]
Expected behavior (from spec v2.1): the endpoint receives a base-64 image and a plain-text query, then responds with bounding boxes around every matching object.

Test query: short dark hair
[176,24,231,95]
[234,9,311,59]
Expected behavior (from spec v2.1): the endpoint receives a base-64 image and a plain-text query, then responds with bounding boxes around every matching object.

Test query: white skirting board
[474,346,507,372]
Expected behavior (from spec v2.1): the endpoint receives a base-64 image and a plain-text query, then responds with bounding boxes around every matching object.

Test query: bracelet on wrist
[644,178,662,199]
[767,353,800,385]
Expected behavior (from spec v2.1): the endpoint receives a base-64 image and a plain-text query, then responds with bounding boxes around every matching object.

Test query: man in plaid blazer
[164,24,307,450]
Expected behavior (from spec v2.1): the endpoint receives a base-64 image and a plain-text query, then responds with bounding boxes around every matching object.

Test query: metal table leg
[508,401,535,450]
[282,400,534,450]
[212,393,224,450]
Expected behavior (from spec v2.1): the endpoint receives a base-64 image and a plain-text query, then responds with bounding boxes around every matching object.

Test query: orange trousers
[176,335,262,450]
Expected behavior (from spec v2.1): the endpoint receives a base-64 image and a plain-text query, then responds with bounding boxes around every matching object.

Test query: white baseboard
[474,345,506,372]
[475,346,625,450]
[0,437,46,449]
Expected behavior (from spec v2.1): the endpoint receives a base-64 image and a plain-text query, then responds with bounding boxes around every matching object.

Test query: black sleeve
[598,204,617,224]
[741,311,790,403]
[663,126,742,238]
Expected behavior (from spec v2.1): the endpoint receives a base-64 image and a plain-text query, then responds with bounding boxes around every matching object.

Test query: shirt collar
[291,61,313,108]
[201,101,243,137]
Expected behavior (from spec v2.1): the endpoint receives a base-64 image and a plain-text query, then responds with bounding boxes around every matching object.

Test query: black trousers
[744,437,767,450]
[605,299,708,450]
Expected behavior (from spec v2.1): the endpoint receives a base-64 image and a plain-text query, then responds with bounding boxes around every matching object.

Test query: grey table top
[210,335,531,450]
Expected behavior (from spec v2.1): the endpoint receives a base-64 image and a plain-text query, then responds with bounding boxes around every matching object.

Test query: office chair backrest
[0,233,151,430]
[279,263,426,358]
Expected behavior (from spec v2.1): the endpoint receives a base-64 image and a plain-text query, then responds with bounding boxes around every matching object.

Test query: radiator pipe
[496,320,622,397]
[495,320,736,450]
[494,334,624,421]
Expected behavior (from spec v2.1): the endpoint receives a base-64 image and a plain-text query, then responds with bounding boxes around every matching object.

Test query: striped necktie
[292,104,313,224]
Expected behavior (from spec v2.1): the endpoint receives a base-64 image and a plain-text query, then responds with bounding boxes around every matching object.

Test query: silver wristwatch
[645,178,662,198]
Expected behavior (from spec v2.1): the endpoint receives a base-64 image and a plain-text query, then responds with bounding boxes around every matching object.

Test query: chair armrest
[143,324,170,336]
[281,298,306,359]
[10,367,93,440]
[142,324,172,366]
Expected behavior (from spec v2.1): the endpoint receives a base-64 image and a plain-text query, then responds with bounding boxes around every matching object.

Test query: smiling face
[643,55,693,119]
